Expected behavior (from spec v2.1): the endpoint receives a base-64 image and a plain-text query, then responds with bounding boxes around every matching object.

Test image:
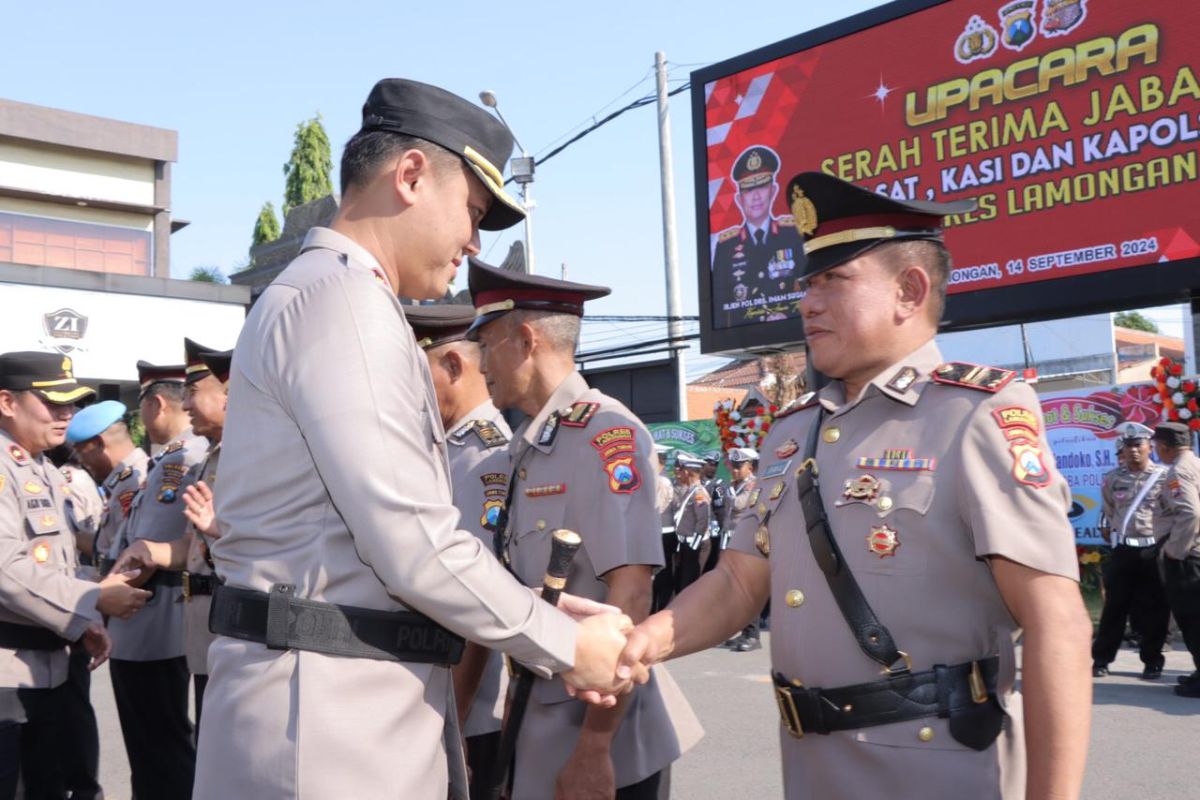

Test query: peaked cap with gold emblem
[405,303,477,351]
[0,351,95,404]
[359,78,525,231]
[136,360,186,400]
[184,338,223,385]
[465,257,610,340]
[785,171,977,280]
[732,145,780,191]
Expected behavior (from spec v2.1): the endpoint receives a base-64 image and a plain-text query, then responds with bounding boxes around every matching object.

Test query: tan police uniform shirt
[502,370,703,799]
[1163,449,1200,560]
[445,400,511,738]
[1101,463,1167,545]
[107,429,206,662]
[0,431,101,688]
[94,448,149,560]
[195,228,577,800]
[183,443,220,675]
[730,340,1078,800]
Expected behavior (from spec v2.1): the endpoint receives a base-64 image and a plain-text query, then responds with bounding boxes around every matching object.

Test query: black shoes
[734,637,762,652]
[1177,672,1199,686]
[1175,681,1200,698]
[1092,664,1109,678]
[1141,664,1164,681]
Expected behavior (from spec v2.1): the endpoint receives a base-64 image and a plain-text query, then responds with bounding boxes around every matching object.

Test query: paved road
[91,637,1197,798]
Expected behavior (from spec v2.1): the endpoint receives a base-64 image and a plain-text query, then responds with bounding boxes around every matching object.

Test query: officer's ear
[392,148,432,206]
[442,349,464,382]
[516,320,537,357]
[0,389,17,420]
[893,264,931,322]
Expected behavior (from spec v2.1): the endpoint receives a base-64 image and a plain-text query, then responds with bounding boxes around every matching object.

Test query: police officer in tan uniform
[405,303,513,798]
[1153,422,1200,696]
[622,173,1092,799]
[0,352,149,798]
[67,401,149,571]
[106,360,207,799]
[1091,422,1170,679]
[467,258,702,800]
[194,80,641,800]
[113,341,232,733]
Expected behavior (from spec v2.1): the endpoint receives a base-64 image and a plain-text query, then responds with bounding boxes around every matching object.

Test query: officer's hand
[555,745,614,800]
[111,539,164,577]
[96,570,152,619]
[618,614,670,675]
[551,591,622,621]
[562,613,648,704]
[183,481,219,538]
[79,622,112,670]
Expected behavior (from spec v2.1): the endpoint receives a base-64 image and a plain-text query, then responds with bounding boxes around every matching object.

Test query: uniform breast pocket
[849,474,935,578]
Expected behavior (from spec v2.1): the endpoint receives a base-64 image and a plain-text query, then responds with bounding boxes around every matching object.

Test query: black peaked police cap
[785,172,978,280]
[465,257,610,340]
[0,351,94,405]
[360,79,525,232]
[405,304,477,351]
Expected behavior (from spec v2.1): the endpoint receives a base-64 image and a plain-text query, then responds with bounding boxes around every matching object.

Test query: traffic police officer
[1153,422,1200,696]
[622,173,1092,799]
[406,303,513,798]
[468,258,702,800]
[0,352,148,798]
[1091,422,1170,679]
[106,360,207,799]
[722,447,763,652]
[195,79,640,800]
[67,401,148,572]
[671,453,711,595]
[711,145,804,327]
[700,451,726,573]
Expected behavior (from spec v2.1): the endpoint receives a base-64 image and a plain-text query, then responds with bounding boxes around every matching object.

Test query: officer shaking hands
[621,173,1092,799]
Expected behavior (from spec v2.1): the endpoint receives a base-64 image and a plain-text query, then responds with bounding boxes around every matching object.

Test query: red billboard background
[703,0,1200,334]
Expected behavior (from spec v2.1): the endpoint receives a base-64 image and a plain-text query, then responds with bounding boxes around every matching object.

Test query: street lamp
[480,90,536,274]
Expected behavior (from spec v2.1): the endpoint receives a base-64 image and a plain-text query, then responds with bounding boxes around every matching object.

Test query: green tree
[282,115,333,215]
[252,201,281,250]
[1114,310,1159,333]
[189,266,228,284]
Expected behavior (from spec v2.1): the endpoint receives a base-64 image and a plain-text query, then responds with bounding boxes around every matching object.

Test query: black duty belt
[0,620,71,651]
[773,656,1002,750]
[143,570,183,589]
[209,583,465,665]
[181,571,216,602]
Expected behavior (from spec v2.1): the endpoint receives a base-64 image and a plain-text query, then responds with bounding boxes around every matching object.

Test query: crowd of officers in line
[1091,421,1200,694]
[2,75,1199,800]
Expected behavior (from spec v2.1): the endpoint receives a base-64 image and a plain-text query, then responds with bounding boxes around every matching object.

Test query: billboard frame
[692,0,1200,356]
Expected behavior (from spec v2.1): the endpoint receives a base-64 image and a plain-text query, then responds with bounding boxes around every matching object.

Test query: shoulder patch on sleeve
[775,391,818,419]
[591,426,636,461]
[164,441,185,455]
[560,402,600,428]
[930,362,1015,393]
[717,226,740,243]
[472,420,509,448]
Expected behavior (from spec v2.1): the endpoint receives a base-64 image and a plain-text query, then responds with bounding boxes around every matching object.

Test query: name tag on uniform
[760,459,792,480]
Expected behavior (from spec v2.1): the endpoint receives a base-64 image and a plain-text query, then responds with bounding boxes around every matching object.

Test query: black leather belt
[143,570,183,589]
[773,656,1003,751]
[0,621,71,651]
[181,571,216,601]
[209,583,465,665]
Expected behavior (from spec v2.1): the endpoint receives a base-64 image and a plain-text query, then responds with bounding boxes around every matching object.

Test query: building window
[0,211,151,275]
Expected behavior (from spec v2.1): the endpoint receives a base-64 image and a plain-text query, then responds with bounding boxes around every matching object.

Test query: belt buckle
[182,571,192,602]
[880,650,913,676]
[774,680,805,738]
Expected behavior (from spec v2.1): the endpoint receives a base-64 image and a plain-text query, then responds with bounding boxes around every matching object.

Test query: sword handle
[540,529,581,607]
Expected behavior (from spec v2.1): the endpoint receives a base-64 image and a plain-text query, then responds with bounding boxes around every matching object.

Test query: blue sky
[4,0,896,374]
[5,0,1187,374]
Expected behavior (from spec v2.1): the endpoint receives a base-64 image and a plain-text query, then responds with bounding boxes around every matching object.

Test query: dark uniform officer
[467,260,701,800]
[0,352,103,799]
[711,145,804,328]
[671,453,711,596]
[1091,422,1170,679]
[628,173,1089,799]
[700,451,726,573]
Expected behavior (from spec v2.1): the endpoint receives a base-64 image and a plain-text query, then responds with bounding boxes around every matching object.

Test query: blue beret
[66,400,127,444]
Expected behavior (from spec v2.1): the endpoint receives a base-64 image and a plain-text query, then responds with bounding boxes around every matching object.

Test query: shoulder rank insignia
[775,392,818,419]
[8,444,28,464]
[117,467,133,482]
[930,362,1014,393]
[164,440,185,455]
[717,226,741,243]
[560,402,600,428]
[472,420,508,448]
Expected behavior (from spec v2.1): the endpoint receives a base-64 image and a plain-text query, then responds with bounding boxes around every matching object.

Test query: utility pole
[655,51,688,420]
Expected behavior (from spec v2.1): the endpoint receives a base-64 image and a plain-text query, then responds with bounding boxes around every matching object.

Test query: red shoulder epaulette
[929,362,1015,393]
